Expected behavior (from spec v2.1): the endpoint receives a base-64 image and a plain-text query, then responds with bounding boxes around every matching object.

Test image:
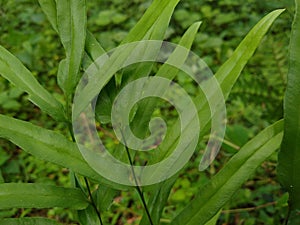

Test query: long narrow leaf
[38,0,58,32]
[278,0,300,223]
[83,31,107,69]
[120,0,180,83]
[56,0,86,96]
[0,46,65,121]
[171,120,284,225]
[215,9,286,99]
[0,115,127,190]
[38,0,105,67]
[0,183,88,209]
[122,0,179,44]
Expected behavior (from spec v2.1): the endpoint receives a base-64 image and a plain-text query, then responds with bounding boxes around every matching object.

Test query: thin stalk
[222,201,276,214]
[84,177,104,225]
[121,131,154,225]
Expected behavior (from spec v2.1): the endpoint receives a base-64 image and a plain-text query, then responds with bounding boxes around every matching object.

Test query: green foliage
[0,46,65,121]
[0,115,123,189]
[171,120,283,224]
[56,0,87,97]
[0,183,88,210]
[0,0,296,224]
[278,0,300,223]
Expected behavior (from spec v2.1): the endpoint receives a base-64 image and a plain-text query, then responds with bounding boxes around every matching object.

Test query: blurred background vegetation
[0,0,294,224]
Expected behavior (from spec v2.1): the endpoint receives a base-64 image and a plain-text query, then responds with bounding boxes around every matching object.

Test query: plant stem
[222,201,277,214]
[121,131,154,225]
[84,177,104,225]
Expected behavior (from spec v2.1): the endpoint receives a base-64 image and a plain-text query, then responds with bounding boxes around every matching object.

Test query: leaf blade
[215,9,286,99]
[38,0,58,32]
[278,0,300,223]
[122,0,180,43]
[0,183,88,210]
[0,46,65,121]
[0,115,127,190]
[56,0,87,96]
[171,120,284,225]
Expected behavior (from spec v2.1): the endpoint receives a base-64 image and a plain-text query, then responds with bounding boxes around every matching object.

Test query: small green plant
[0,0,298,224]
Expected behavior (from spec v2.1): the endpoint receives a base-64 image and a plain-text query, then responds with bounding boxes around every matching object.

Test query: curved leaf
[56,0,87,96]
[171,120,284,225]
[278,0,300,223]
[215,9,285,99]
[0,183,88,209]
[0,115,127,190]
[122,0,180,44]
[0,46,65,121]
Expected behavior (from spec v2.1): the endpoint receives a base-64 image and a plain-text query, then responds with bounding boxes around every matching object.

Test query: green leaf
[0,46,65,121]
[0,115,127,190]
[0,183,88,209]
[122,0,180,44]
[38,0,58,32]
[56,0,87,96]
[0,218,62,225]
[170,120,284,225]
[122,0,180,81]
[38,0,106,70]
[278,0,300,223]
[83,31,107,70]
[215,9,286,99]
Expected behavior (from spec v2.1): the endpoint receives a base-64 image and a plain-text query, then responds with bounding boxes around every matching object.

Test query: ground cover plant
[0,0,299,224]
